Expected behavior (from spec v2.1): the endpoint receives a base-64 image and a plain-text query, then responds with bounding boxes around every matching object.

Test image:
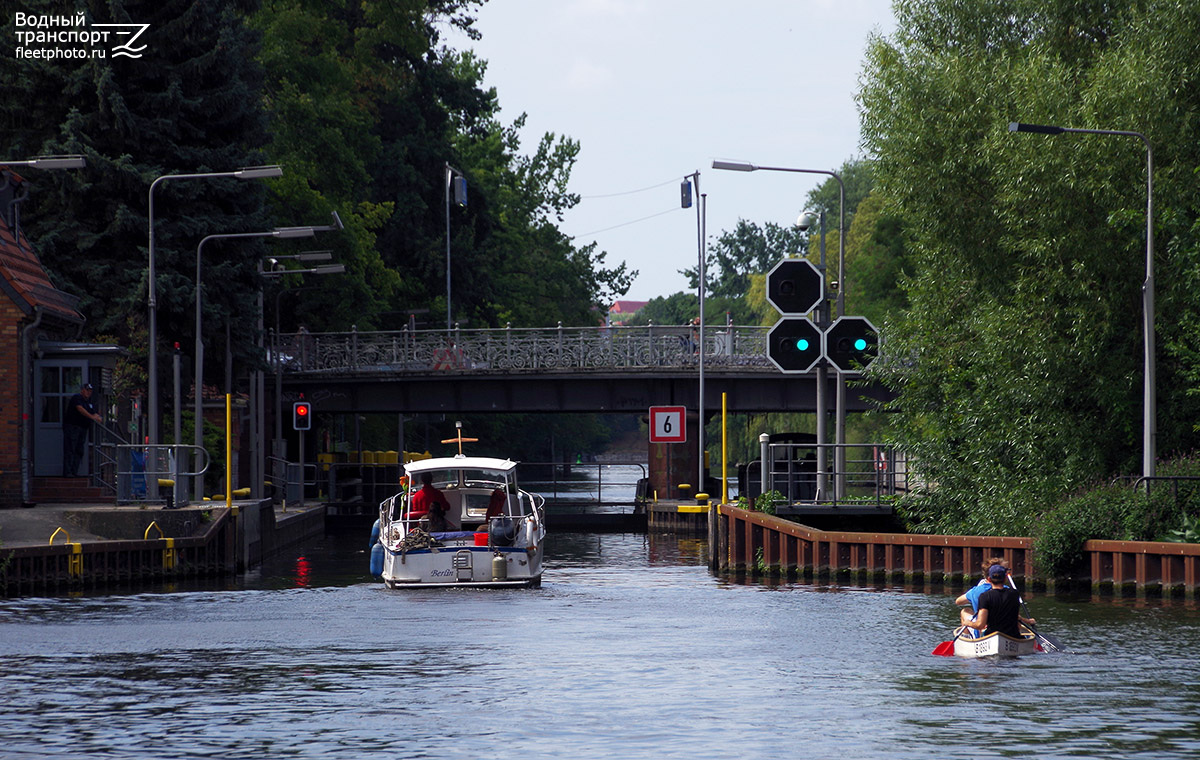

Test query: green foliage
[801,160,876,235]
[1033,486,1152,578]
[683,220,806,301]
[1166,514,1200,544]
[843,192,913,325]
[3,0,275,389]
[737,489,783,515]
[861,0,1200,520]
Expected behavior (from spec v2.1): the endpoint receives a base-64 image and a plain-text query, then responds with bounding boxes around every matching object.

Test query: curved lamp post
[192,226,314,501]
[712,159,849,497]
[147,165,283,456]
[1009,122,1155,480]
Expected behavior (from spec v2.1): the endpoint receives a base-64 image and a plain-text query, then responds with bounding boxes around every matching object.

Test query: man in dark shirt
[63,382,102,476]
[966,564,1036,638]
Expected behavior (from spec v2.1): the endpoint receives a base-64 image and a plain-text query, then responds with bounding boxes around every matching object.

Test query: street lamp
[683,171,707,499]
[3,154,87,170]
[444,162,467,331]
[1009,121,1156,480]
[3,155,86,240]
[795,208,830,498]
[192,225,314,502]
[260,252,345,504]
[147,164,283,458]
[713,159,849,497]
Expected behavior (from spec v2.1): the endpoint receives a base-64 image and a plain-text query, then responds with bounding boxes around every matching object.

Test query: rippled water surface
[2,531,1199,759]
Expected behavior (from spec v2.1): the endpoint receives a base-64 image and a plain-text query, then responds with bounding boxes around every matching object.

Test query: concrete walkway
[0,505,114,548]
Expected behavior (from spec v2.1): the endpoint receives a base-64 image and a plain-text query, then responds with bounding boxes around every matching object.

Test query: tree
[801,159,875,234]
[2,0,275,394]
[843,191,912,325]
[860,0,1200,534]
[254,6,633,332]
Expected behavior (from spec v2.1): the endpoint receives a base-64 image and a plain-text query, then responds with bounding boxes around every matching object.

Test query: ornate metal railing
[273,324,774,375]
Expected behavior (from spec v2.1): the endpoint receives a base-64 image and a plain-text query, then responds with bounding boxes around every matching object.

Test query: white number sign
[649,406,686,443]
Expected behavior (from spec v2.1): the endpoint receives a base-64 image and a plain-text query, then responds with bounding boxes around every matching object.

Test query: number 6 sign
[649,406,686,443]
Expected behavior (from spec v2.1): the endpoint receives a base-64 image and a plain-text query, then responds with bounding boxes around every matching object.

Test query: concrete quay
[0,501,326,596]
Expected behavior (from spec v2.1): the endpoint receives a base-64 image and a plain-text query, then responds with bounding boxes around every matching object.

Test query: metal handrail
[272,323,773,375]
[112,443,209,507]
[1124,474,1200,506]
[761,442,918,508]
[516,461,648,506]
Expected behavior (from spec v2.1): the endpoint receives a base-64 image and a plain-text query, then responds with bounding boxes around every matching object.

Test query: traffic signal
[293,401,312,430]
[766,317,823,373]
[766,258,823,316]
[824,316,879,373]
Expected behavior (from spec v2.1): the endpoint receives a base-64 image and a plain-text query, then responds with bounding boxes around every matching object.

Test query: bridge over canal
[272,323,892,415]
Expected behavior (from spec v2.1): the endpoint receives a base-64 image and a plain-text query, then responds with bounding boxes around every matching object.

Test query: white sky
[448,0,897,303]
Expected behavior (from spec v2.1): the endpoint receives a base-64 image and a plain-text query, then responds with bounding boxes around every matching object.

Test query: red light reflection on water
[294,556,311,587]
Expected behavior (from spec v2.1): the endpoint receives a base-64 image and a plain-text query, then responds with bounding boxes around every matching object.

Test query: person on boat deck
[956,556,1007,631]
[486,483,517,519]
[965,564,1036,638]
[409,473,451,528]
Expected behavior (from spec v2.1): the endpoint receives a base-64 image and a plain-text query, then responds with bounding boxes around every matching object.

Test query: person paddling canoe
[955,556,1007,637]
[965,564,1037,638]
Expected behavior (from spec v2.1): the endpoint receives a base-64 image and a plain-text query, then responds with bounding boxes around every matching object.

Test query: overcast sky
[446,0,897,303]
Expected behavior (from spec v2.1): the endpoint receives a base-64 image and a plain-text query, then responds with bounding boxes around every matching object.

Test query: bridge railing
[273,324,773,374]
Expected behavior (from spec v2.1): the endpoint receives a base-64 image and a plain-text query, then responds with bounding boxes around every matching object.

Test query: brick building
[0,167,118,507]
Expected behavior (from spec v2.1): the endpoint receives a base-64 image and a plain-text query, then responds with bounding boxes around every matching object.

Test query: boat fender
[489,517,517,547]
[370,541,384,577]
[492,552,507,581]
[369,519,380,549]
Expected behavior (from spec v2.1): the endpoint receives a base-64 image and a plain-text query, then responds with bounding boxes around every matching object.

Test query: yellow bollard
[49,528,83,578]
[145,521,176,570]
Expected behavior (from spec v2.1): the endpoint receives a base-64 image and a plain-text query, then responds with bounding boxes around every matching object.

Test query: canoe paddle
[1006,573,1071,653]
[932,626,966,656]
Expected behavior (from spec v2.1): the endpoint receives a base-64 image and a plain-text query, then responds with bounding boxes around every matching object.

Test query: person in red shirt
[486,483,517,519]
[408,472,451,528]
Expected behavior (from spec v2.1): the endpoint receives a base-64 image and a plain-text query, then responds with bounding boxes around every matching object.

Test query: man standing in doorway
[63,382,102,476]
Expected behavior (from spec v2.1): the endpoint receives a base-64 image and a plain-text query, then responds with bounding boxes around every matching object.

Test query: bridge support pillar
[648,412,701,501]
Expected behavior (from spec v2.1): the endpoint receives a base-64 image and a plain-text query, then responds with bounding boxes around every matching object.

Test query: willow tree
[860,0,1200,534]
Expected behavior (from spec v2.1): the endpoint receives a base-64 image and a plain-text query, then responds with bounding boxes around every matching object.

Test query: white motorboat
[371,455,546,588]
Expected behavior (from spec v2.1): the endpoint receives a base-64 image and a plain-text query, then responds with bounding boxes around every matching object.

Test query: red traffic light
[293,401,312,430]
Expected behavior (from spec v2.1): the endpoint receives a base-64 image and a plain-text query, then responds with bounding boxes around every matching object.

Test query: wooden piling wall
[711,505,1200,596]
[715,504,1033,587]
[1085,538,1200,597]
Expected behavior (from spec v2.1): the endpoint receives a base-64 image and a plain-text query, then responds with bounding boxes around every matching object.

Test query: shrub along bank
[893,454,1200,579]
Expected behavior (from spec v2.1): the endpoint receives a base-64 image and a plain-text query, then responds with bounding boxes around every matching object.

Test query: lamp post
[796,209,830,499]
[261,254,345,435]
[3,155,87,170]
[1009,122,1156,480]
[147,164,282,462]
[683,171,708,499]
[192,226,314,502]
[259,240,345,500]
[444,162,467,332]
[712,159,849,497]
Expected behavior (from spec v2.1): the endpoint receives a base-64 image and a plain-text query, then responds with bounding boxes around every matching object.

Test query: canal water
[2,531,1199,759]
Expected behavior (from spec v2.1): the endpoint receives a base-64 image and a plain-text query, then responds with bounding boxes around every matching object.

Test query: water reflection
[1,532,1199,759]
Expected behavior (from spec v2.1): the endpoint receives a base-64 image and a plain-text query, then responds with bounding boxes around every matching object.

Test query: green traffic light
[854,338,867,351]
[796,338,810,351]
